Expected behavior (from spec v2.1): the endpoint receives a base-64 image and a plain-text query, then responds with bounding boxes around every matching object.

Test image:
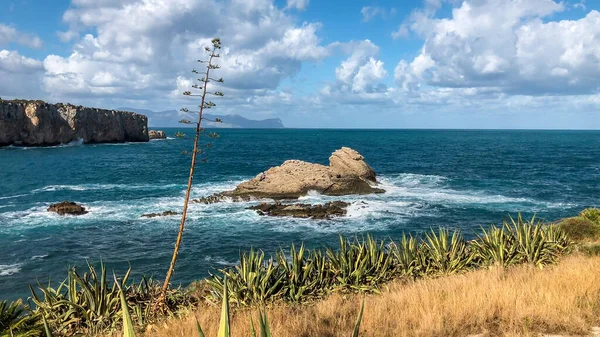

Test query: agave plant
[276,244,333,302]
[504,215,559,267]
[29,262,126,336]
[471,225,519,268]
[389,234,423,278]
[208,249,285,305]
[30,262,194,336]
[421,228,473,275]
[326,235,394,292]
[543,224,572,254]
[0,299,40,337]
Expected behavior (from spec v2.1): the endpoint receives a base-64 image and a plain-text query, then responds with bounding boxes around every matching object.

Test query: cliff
[0,100,149,146]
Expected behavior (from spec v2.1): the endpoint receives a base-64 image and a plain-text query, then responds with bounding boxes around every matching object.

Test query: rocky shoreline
[0,100,149,146]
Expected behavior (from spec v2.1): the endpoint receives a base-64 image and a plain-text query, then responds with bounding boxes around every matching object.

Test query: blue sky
[1,0,599,128]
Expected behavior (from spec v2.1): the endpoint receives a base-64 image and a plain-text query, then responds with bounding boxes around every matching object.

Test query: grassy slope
[138,254,600,337]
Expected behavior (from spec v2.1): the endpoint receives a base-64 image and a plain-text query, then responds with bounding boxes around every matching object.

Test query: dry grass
[137,254,600,337]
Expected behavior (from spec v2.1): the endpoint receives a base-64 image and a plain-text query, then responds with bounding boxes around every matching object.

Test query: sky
[1,0,599,128]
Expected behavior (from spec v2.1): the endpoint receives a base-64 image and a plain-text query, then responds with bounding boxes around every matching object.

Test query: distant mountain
[118,107,284,128]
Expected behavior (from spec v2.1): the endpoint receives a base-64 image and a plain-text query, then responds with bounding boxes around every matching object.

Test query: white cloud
[286,0,309,10]
[361,6,397,22]
[0,24,42,49]
[0,50,44,97]
[394,0,600,96]
[574,0,586,10]
[41,0,327,106]
[0,50,43,73]
[318,39,390,105]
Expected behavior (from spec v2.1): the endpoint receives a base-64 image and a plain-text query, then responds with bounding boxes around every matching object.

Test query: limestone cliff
[0,100,149,146]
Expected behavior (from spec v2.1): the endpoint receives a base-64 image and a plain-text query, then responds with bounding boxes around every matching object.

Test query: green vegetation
[29,263,195,336]
[557,208,600,241]
[207,215,570,306]
[0,300,40,337]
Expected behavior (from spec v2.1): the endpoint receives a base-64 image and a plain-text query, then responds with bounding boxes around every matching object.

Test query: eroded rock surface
[0,100,148,146]
[196,147,384,203]
[248,201,349,219]
[48,201,88,216]
[141,210,178,218]
[149,130,166,139]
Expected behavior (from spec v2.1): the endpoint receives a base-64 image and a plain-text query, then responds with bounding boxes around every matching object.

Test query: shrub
[580,243,600,256]
[558,216,600,242]
[580,208,600,224]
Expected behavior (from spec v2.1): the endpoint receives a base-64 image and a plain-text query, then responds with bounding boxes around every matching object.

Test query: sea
[1,129,599,301]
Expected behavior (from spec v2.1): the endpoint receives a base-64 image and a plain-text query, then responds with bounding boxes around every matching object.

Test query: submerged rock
[198,147,384,203]
[141,210,178,218]
[148,130,167,139]
[0,100,148,146]
[48,201,88,216]
[248,201,349,219]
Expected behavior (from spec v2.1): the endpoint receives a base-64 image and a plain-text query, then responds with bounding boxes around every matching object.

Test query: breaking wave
[0,264,22,276]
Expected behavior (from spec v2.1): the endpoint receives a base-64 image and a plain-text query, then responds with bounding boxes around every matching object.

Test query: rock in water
[197,147,384,203]
[141,210,178,218]
[0,100,148,146]
[248,201,349,219]
[148,130,167,139]
[48,201,88,216]
[329,147,376,182]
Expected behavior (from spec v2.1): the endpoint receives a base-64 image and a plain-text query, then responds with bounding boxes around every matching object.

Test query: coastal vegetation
[3,209,600,336]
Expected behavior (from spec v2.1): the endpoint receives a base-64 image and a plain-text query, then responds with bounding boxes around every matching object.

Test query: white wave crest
[203,256,237,267]
[30,254,48,261]
[0,193,28,200]
[32,183,182,193]
[0,263,22,276]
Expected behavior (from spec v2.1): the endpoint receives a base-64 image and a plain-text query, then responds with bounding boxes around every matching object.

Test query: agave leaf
[258,310,272,337]
[42,313,53,337]
[195,318,206,337]
[351,298,365,337]
[114,273,135,337]
[217,277,230,337]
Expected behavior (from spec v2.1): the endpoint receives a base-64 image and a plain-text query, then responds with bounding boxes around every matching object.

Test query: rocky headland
[0,100,149,146]
[195,147,384,203]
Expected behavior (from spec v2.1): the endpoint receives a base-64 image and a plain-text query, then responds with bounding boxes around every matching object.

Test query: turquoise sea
[1,129,599,301]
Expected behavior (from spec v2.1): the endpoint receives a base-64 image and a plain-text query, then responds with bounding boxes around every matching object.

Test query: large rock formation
[148,130,167,139]
[196,147,384,203]
[0,100,149,146]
